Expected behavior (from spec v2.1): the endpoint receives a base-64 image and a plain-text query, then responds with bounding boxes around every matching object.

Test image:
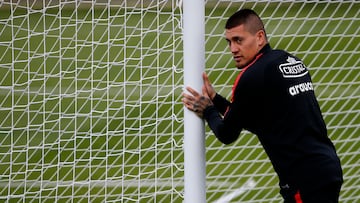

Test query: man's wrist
[203,105,216,119]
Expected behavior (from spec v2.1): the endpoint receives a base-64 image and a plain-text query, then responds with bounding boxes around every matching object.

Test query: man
[182,9,343,203]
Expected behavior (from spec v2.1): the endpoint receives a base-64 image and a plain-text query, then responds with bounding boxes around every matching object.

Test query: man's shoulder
[253,49,286,71]
[256,49,308,81]
[267,49,291,61]
[262,49,304,69]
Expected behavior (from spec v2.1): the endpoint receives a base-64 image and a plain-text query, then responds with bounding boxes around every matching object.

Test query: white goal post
[183,0,206,202]
[0,0,359,202]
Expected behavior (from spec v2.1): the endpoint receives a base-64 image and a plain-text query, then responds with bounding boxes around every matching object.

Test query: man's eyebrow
[225,36,241,40]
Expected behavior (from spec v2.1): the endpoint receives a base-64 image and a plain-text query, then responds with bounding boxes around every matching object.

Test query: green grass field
[0,2,359,202]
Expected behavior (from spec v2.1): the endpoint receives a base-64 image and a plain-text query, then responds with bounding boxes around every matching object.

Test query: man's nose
[230,43,239,53]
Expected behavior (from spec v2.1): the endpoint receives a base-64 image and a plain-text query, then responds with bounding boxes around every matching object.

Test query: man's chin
[235,61,251,69]
[235,63,245,69]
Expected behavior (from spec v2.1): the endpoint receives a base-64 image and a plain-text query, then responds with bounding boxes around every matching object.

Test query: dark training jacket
[203,44,343,189]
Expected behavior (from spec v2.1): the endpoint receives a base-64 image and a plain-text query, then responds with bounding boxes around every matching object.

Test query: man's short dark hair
[225,9,266,36]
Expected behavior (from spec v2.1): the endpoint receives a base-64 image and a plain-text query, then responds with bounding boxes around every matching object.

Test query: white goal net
[0,0,359,202]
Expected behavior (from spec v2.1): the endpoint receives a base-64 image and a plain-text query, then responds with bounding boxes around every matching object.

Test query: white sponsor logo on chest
[279,56,308,78]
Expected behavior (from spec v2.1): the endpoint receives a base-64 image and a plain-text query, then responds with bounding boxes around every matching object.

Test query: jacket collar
[259,43,272,55]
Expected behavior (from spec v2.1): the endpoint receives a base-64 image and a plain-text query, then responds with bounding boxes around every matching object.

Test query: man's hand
[182,86,213,118]
[202,72,216,100]
[182,73,215,118]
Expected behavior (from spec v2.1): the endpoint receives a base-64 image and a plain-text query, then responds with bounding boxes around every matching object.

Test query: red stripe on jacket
[224,53,264,116]
[295,190,303,203]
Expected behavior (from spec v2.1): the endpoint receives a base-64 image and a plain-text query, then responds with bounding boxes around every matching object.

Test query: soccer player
[182,9,343,203]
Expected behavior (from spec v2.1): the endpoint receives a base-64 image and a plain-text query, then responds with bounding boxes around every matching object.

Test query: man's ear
[256,30,267,46]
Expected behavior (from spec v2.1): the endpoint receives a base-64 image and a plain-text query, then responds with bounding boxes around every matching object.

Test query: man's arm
[212,94,231,115]
[203,105,241,144]
[182,72,242,145]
